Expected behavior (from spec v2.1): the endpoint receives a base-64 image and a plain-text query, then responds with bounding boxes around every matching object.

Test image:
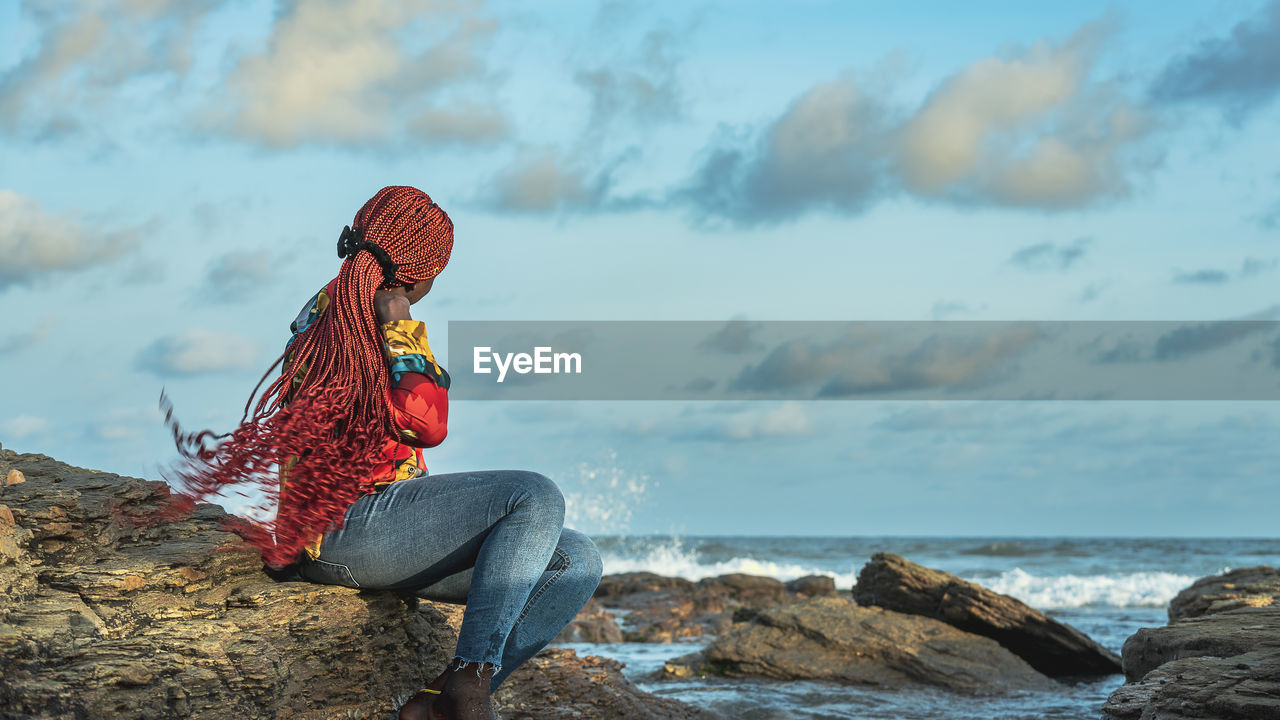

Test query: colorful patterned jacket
[280,277,450,560]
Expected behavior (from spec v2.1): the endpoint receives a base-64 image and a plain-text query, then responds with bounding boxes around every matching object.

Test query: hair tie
[337,225,400,289]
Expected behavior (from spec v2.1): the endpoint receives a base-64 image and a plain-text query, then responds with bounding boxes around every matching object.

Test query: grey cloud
[1079,280,1109,303]
[697,318,764,354]
[201,250,276,301]
[482,147,653,213]
[575,26,685,135]
[730,325,1043,397]
[0,1,225,139]
[1148,0,1280,123]
[135,329,259,377]
[1009,237,1091,271]
[410,103,510,147]
[679,18,1158,226]
[677,76,895,226]
[930,300,986,319]
[0,320,51,356]
[1153,319,1277,361]
[1173,257,1277,285]
[0,189,139,289]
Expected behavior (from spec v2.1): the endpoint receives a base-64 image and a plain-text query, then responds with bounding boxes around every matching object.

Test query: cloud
[0,318,52,356]
[1,415,50,439]
[1009,237,1092,271]
[1148,0,1280,123]
[574,25,686,136]
[483,147,646,213]
[1078,280,1109,303]
[680,18,1158,225]
[1173,257,1277,285]
[0,189,138,289]
[678,74,895,225]
[201,249,276,301]
[685,403,811,442]
[1153,318,1277,361]
[697,318,764,354]
[0,0,224,139]
[930,300,987,319]
[136,329,259,376]
[212,0,505,148]
[730,324,1043,397]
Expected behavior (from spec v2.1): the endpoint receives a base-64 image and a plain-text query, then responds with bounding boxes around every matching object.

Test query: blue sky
[1,0,1277,537]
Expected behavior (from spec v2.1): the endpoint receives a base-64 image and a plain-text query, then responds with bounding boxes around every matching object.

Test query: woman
[163,186,601,720]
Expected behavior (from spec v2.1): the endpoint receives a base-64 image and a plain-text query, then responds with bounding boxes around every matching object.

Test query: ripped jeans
[296,470,602,691]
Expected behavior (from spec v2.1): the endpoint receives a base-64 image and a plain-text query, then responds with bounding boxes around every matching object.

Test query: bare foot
[397,663,498,720]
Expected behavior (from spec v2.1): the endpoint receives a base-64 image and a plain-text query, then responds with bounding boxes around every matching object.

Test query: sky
[1,0,1277,537]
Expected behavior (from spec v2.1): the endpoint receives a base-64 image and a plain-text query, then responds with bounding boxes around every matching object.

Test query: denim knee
[560,528,603,591]
[509,471,566,526]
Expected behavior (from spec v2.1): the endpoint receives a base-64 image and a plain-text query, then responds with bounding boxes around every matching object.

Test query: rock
[0,451,703,720]
[594,571,823,643]
[1101,647,1280,719]
[1119,606,1280,681]
[1168,565,1280,621]
[0,452,466,720]
[785,574,837,597]
[6,468,25,485]
[555,598,624,643]
[494,648,722,720]
[675,596,1053,694]
[853,552,1121,676]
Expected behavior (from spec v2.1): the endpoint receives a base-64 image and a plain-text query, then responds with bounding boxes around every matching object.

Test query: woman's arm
[375,291,449,448]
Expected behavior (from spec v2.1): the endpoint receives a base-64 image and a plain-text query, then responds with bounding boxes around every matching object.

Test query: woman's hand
[374,288,413,323]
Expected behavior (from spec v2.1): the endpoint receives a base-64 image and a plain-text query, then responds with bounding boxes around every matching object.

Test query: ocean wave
[971,567,1205,609]
[601,540,858,589]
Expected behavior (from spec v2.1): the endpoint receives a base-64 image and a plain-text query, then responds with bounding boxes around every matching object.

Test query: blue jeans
[296,470,602,690]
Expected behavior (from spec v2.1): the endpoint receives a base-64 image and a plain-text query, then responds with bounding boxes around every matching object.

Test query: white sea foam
[966,567,1206,609]
[601,539,858,589]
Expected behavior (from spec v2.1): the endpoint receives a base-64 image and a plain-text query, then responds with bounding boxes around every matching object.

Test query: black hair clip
[337,225,400,288]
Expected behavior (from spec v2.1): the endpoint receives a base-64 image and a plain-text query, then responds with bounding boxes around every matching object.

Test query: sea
[555,535,1280,720]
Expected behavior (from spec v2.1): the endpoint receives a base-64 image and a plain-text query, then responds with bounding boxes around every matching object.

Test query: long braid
[148,186,454,568]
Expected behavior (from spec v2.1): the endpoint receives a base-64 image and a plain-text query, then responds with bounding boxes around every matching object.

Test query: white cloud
[693,403,812,442]
[2,415,50,439]
[488,148,601,212]
[214,0,505,147]
[136,329,259,376]
[0,190,137,289]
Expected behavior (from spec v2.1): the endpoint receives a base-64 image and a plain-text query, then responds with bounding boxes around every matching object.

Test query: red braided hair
[154,186,453,569]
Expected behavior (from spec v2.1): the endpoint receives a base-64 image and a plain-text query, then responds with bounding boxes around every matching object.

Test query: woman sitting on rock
[164,185,602,720]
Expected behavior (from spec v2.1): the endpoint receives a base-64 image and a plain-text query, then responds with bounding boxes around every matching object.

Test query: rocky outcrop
[853,552,1121,676]
[494,648,722,720]
[1101,647,1280,720]
[554,598,624,643]
[661,596,1053,694]
[1102,569,1280,720]
[1119,606,1280,682]
[590,570,838,643]
[1167,565,1280,621]
[0,449,711,720]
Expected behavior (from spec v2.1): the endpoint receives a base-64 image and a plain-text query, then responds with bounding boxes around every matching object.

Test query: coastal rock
[593,571,836,643]
[852,552,1121,676]
[555,598,624,643]
[669,596,1053,694]
[0,451,707,720]
[0,451,465,720]
[1119,605,1280,681]
[494,648,722,720]
[1101,647,1280,719]
[1167,565,1280,621]
[785,574,837,597]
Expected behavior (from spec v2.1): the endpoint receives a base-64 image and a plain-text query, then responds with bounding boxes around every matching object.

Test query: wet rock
[494,647,722,720]
[1168,565,1280,621]
[594,571,836,643]
[785,574,837,597]
[555,598,624,644]
[1119,606,1280,681]
[1101,647,1280,719]
[669,596,1053,694]
[853,552,1121,676]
